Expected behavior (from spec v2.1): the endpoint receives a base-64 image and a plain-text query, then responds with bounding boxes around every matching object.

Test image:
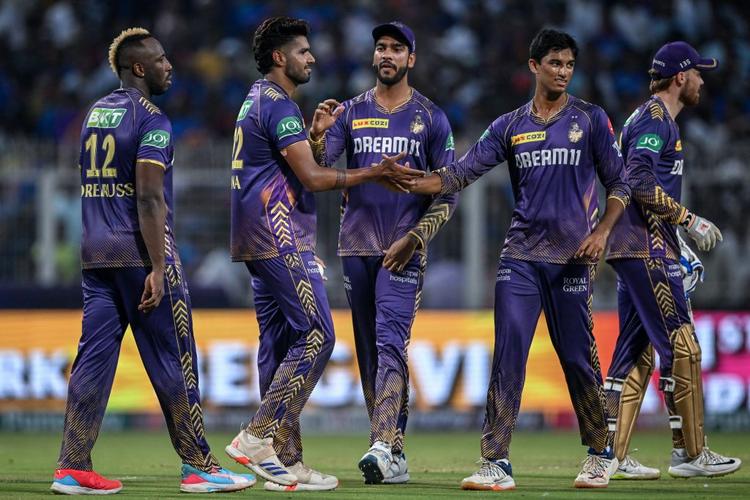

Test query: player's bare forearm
[136,162,167,272]
[409,174,443,195]
[574,197,625,259]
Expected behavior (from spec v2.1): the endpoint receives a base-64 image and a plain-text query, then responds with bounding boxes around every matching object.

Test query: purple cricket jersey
[230,79,314,261]
[606,96,685,260]
[438,95,630,264]
[80,87,177,269]
[318,88,457,255]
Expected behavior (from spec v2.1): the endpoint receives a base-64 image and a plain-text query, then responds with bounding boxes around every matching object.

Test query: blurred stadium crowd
[0,0,748,308]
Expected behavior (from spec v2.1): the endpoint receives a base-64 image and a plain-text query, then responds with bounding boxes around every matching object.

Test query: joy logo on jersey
[87,108,127,128]
[636,133,664,153]
[277,116,303,140]
[141,129,170,148]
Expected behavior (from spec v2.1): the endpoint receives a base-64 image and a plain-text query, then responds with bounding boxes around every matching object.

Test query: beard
[146,72,171,96]
[286,65,311,85]
[680,84,700,106]
[373,63,408,85]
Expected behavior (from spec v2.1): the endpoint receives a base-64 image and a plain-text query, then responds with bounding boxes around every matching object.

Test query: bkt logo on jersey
[353,136,421,157]
[87,108,127,128]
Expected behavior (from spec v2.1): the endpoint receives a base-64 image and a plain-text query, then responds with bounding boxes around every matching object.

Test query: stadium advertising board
[1,311,749,416]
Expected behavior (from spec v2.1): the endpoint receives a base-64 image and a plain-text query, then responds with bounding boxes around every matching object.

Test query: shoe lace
[475,458,507,478]
[696,448,729,465]
[581,455,608,478]
[621,454,641,468]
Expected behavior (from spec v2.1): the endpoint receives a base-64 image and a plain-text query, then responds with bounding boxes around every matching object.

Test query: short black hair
[252,17,310,75]
[529,28,578,62]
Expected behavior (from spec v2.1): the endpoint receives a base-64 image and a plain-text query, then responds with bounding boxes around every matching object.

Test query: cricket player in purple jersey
[409,29,630,490]
[51,28,254,495]
[224,17,423,492]
[308,22,457,485]
[604,41,740,480]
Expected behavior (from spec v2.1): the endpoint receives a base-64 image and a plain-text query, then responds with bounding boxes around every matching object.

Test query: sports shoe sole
[358,455,384,484]
[225,444,297,486]
[612,471,661,480]
[461,480,516,491]
[180,480,255,493]
[263,480,338,492]
[383,472,410,484]
[50,483,123,495]
[668,463,742,478]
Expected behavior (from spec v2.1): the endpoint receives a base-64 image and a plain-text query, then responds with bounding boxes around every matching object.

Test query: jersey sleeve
[136,113,173,170]
[313,103,349,167]
[591,106,630,207]
[435,115,509,194]
[408,108,458,249]
[626,116,687,224]
[265,99,308,151]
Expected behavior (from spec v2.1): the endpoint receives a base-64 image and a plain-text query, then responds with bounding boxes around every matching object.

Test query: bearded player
[308,21,457,485]
[224,17,423,492]
[604,41,741,479]
[52,28,254,495]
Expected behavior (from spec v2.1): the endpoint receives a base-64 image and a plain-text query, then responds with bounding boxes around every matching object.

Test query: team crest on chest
[410,114,425,134]
[568,121,583,143]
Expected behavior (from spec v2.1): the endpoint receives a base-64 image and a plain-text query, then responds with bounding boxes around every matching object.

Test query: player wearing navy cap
[605,40,741,479]
[309,21,456,485]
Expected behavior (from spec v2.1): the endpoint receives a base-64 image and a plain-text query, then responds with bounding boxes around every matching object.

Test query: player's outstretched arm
[284,141,423,192]
[135,161,166,313]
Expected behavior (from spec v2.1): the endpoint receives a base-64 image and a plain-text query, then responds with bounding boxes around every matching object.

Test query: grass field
[0,430,748,498]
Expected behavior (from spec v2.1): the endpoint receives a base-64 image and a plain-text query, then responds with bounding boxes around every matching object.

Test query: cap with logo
[372,21,416,53]
[650,41,719,79]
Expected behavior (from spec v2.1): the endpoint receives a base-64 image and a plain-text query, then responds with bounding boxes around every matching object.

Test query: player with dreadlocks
[50,28,255,495]
[224,17,422,492]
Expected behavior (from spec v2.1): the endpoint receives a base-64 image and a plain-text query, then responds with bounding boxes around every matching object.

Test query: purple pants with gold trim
[58,265,219,471]
[245,251,335,466]
[342,253,426,454]
[481,258,608,460]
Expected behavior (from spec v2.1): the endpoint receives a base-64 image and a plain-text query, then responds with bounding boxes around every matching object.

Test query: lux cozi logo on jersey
[352,118,389,129]
[87,108,127,128]
[511,131,546,146]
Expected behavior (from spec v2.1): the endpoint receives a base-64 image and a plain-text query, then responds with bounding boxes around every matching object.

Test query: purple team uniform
[316,88,457,452]
[438,95,630,459]
[60,87,220,471]
[605,96,693,447]
[230,79,334,466]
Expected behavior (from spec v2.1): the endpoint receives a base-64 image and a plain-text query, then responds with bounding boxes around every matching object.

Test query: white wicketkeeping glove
[677,231,704,296]
[681,211,723,252]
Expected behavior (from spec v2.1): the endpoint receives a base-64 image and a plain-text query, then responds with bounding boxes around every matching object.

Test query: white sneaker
[263,462,338,491]
[225,429,297,485]
[358,441,392,484]
[460,458,516,491]
[383,452,410,484]
[612,454,661,480]
[668,447,742,478]
[574,451,618,488]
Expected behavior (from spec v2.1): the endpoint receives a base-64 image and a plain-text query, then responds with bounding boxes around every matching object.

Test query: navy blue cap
[651,41,719,78]
[372,22,416,52]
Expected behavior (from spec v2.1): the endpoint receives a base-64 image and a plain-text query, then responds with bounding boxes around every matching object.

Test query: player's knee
[671,323,701,362]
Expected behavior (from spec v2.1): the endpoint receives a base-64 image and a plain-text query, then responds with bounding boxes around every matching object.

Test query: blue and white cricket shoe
[179,464,255,493]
